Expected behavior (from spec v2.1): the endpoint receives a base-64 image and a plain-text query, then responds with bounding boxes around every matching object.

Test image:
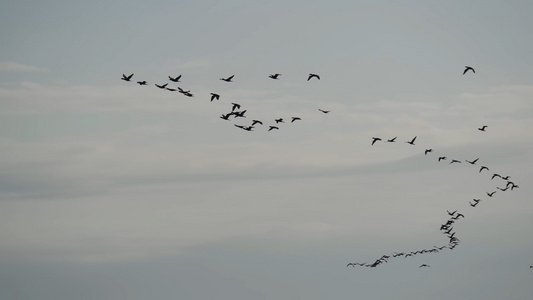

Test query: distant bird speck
[463,66,475,75]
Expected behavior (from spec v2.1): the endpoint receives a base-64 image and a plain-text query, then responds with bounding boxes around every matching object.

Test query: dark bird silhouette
[318,109,330,114]
[450,159,461,164]
[268,126,279,131]
[497,186,509,192]
[419,264,430,268]
[466,158,479,165]
[491,173,502,180]
[478,125,488,131]
[234,124,245,129]
[371,137,382,145]
[183,92,194,97]
[231,103,241,111]
[121,73,134,81]
[487,191,496,197]
[501,175,511,180]
[479,166,489,173]
[455,213,465,219]
[387,137,397,143]
[447,210,457,216]
[470,201,479,207]
[210,93,220,101]
[406,136,417,145]
[269,74,281,79]
[155,83,168,89]
[177,87,190,94]
[220,75,234,82]
[425,149,433,155]
[251,120,263,126]
[291,117,301,123]
[438,156,447,162]
[233,110,247,118]
[137,81,147,85]
[166,88,177,91]
[463,66,475,75]
[169,75,181,82]
[275,118,284,124]
[220,113,231,120]
[307,73,320,81]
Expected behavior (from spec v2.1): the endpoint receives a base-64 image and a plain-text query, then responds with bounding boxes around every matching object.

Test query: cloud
[0,62,48,72]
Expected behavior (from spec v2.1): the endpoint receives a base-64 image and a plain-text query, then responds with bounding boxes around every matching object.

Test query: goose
[487,191,496,197]
[405,136,417,145]
[438,156,447,162]
[169,75,181,82]
[371,137,382,145]
[425,149,433,155]
[155,83,168,89]
[121,73,134,81]
[466,158,479,165]
[387,137,397,142]
[269,73,281,79]
[137,81,147,85]
[268,126,279,131]
[275,118,284,124]
[463,66,475,75]
[251,120,263,126]
[220,75,234,82]
[307,73,320,81]
[450,159,461,164]
[479,166,489,173]
[318,109,330,113]
[210,93,220,101]
[291,117,301,123]
[478,125,488,131]
[231,103,241,111]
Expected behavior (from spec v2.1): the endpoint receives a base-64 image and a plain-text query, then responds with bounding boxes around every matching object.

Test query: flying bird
[425,149,433,155]
[406,136,417,145]
[275,118,284,124]
[318,109,330,113]
[166,87,177,91]
[291,117,301,123]
[308,73,320,81]
[220,113,231,120]
[269,74,281,79]
[231,103,241,111]
[438,156,447,162]
[155,83,168,89]
[121,73,134,81]
[251,120,263,126]
[268,126,279,131]
[371,137,382,146]
[137,81,147,85]
[210,93,220,101]
[387,137,397,142]
[169,75,181,82]
[450,159,462,164]
[478,125,488,131]
[479,166,489,173]
[419,264,430,268]
[487,191,496,197]
[465,158,479,165]
[220,75,235,82]
[491,173,502,180]
[463,66,475,75]
[447,210,457,216]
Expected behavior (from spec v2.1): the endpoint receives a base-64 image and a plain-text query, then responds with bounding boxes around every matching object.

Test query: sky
[1,0,532,299]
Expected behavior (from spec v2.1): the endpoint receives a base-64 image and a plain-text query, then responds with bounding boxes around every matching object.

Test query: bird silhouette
[478,125,488,131]
[450,159,461,164]
[291,117,301,123]
[269,74,281,79]
[166,87,177,91]
[275,118,284,124]
[491,173,502,180]
[231,103,241,111]
[447,210,457,216]
[220,75,234,82]
[268,126,279,131]
[419,264,430,268]
[487,191,496,197]
[210,93,220,101]
[121,73,134,81]
[406,136,417,145]
[177,87,190,94]
[479,166,489,173]
[155,83,168,89]
[466,158,479,165]
[371,137,382,145]
[438,156,447,162]
[169,75,181,82]
[463,66,475,75]
[387,137,397,142]
[318,109,330,113]
[308,73,320,81]
[137,81,147,85]
[470,201,479,207]
[251,120,263,126]
[220,113,231,120]
[425,149,433,155]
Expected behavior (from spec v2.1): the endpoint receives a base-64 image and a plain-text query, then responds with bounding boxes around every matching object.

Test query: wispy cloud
[0,61,48,72]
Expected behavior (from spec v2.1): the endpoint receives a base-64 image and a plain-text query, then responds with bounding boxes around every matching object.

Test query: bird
[268,126,279,131]
[137,81,147,85]
[371,137,382,145]
[491,173,502,180]
[406,136,417,145]
[231,103,241,111]
[308,73,320,81]
[269,74,281,79]
[487,191,496,197]
[450,159,461,164]
[470,201,479,207]
[463,66,475,75]
[275,118,284,124]
[121,73,134,81]
[438,156,447,162]
[155,83,168,89]
[233,110,247,118]
[220,113,231,120]
[387,137,397,142]
[419,264,430,268]
[425,149,433,155]
[166,87,177,91]
[479,166,489,173]
[177,87,190,94]
[497,186,509,192]
[291,117,301,123]
[169,75,181,82]
[318,109,330,114]
[447,210,457,216]
[466,158,479,165]
[220,75,234,82]
[478,125,488,131]
[210,93,220,101]
[251,120,263,126]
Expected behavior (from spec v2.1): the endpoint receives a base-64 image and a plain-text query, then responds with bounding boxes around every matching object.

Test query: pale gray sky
[1,0,532,299]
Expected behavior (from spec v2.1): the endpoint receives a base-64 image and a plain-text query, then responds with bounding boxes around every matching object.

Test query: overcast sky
[1,1,532,299]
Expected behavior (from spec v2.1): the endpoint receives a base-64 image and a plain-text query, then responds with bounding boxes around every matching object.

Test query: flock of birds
[121,72,329,133]
[122,66,526,270]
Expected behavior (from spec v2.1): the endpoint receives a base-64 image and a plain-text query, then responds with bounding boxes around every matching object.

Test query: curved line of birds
[121,66,528,269]
[121,72,329,132]
[347,131,520,269]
